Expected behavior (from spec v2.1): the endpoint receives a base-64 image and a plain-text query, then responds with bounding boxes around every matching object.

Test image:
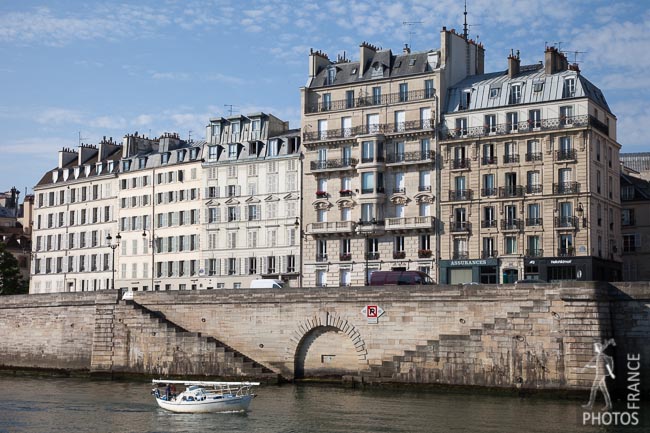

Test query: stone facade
[1,283,648,396]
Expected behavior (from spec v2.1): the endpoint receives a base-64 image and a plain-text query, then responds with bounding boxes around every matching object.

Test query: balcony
[526,217,543,226]
[385,216,435,232]
[307,221,355,236]
[503,154,520,164]
[557,247,575,257]
[498,186,524,198]
[526,184,543,194]
[525,152,543,162]
[481,187,497,197]
[452,252,470,260]
[451,158,470,170]
[365,252,380,260]
[481,250,498,259]
[360,155,385,163]
[481,219,497,229]
[418,185,432,192]
[481,156,497,166]
[450,221,471,233]
[392,187,406,194]
[316,191,329,199]
[339,189,353,197]
[339,253,352,261]
[386,150,435,164]
[526,249,544,257]
[304,119,433,142]
[310,158,358,171]
[553,182,580,194]
[448,189,473,201]
[441,115,604,141]
[316,254,329,262]
[501,219,523,231]
[555,149,578,161]
[418,249,433,258]
[305,88,436,114]
[393,251,406,259]
[555,216,578,229]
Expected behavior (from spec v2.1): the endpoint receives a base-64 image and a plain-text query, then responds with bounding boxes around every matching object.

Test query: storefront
[523,256,621,282]
[439,258,499,284]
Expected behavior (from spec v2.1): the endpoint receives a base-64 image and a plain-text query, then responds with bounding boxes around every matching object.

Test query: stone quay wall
[0,282,647,395]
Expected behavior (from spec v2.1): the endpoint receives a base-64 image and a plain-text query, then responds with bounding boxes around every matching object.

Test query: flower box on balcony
[339,253,352,261]
[339,189,353,197]
[316,191,328,198]
[393,251,406,259]
[418,249,432,258]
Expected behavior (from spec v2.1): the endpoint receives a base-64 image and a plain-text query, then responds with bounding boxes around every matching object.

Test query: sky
[1,0,649,195]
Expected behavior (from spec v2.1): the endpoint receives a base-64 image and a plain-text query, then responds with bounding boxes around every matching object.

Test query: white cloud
[151,71,191,80]
[38,108,84,125]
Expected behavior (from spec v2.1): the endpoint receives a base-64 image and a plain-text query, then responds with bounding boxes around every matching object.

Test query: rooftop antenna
[564,50,586,64]
[463,0,469,40]
[224,104,237,116]
[78,131,87,146]
[402,21,422,48]
[188,130,193,142]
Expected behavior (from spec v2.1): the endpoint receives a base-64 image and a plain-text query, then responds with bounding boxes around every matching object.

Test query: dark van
[369,271,435,286]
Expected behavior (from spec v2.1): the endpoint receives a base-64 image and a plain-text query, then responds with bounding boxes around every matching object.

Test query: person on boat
[165,384,171,401]
[170,384,177,398]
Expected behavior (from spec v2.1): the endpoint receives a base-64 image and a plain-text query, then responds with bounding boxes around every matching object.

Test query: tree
[0,243,28,295]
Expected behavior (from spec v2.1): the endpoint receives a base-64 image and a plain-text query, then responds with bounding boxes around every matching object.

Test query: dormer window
[161,152,170,164]
[139,157,147,169]
[211,123,221,137]
[189,147,198,160]
[326,66,336,85]
[52,170,59,183]
[533,80,544,92]
[371,63,383,79]
[74,167,80,178]
[108,161,114,172]
[231,121,240,138]
[460,89,471,110]
[563,77,576,98]
[489,87,500,98]
[122,160,131,172]
[96,162,103,175]
[177,149,186,162]
[228,143,238,159]
[509,83,522,104]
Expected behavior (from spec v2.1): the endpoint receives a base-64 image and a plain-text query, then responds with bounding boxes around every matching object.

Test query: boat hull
[154,394,254,413]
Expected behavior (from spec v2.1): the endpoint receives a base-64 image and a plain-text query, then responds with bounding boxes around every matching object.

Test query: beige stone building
[439,47,622,283]
[202,113,301,288]
[620,170,650,280]
[300,29,484,286]
[31,140,122,293]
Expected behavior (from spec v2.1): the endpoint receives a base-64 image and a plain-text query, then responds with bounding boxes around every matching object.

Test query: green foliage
[0,243,28,295]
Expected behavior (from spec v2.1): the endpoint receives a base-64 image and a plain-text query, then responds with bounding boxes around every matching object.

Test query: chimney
[359,42,378,78]
[508,49,520,78]
[57,147,77,169]
[308,48,331,79]
[77,144,97,166]
[403,43,411,54]
[544,46,569,74]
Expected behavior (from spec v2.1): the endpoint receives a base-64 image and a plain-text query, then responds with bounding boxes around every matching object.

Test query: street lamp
[355,217,377,286]
[142,230,157,291]
[106,233,121,290]
[577,202,586,228]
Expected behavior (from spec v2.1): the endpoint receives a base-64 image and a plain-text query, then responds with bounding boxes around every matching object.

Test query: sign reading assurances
[361,305,385,324]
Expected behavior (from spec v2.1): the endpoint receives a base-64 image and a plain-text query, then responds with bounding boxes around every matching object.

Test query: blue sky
[1,0,649,195]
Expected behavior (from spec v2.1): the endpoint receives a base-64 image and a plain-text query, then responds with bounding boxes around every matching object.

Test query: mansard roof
[445,64,612,115]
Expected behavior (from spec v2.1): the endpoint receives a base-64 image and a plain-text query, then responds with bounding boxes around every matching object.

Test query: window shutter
[245,258,250,274]
[236,258,241,275]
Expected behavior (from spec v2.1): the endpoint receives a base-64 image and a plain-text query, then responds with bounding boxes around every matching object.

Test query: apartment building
[31,139,122,293]
[300,28,484,287]
[620,169,650,280]
[202,113,301,288]
[439,47,622,283]
[117,133,203,292]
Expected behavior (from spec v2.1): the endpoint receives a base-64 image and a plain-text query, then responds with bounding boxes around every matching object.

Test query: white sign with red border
[361,305,385,323]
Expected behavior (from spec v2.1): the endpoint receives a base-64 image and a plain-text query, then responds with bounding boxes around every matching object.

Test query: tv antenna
[402,21,422,48]
[78,131,87,146]
[224,104,238,116]
[563,50,586,64]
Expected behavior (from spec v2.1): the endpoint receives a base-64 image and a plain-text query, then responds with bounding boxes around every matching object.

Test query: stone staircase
[91,299,277,380]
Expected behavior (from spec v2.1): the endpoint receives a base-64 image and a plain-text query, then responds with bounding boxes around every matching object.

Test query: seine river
[0,376,646,433]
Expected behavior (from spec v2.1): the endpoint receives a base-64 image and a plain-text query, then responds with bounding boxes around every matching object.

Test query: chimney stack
[403,43,411,54]
[544,46,569,74]
[507,49,520,78]
[359,42,378,78]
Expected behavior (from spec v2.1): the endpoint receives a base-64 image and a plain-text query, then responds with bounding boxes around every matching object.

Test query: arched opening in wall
[294,325,360,380]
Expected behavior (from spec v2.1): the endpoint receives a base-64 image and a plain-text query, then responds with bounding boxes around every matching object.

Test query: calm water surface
[0,376,646,433]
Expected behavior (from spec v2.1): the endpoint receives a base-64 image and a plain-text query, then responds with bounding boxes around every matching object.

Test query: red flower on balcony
[339,253,352,261]
[418,249,432,258]
[339,189,352,196]
[316,191,328,198]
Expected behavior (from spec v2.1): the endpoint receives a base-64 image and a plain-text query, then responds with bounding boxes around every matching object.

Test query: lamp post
[142,230,157,291]
[355,217,377,286]
[577,202,586,228]
[106,233,121,290]
[293,217,304,288]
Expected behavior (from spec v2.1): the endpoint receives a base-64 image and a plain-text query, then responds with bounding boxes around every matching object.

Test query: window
[228,143,238,159]
[361,172,374,194]
[399,83,408,102]
[455,117,468,135]
[326,66,336,85]
[506,112,518,131]
[489,86,500,98]
[533,80,544,92]
[322,93,332,111]
[505,236,518,254]
[424,79,435,98]
[211,123,221,138]
[231,121,240,138]
[560,106,574,125]
[248,257,257,274]
[623,234,640,252]
[227,206,238,222]
[482,174,495,197]
[483,206,496,227]
[208,146,218,160]
[563,77,576,98]
[622,209,635,226]
[346,90,354,108]
[372,86,381,104]
[528,109,541,128]
[509,83,522,104]
[362,141,374,162]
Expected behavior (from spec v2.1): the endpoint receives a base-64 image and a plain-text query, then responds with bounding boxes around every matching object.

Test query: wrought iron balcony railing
[499,186,524,198]
[553,182,580,194]
[555,149,578,161]
[526,184,543,194]
[481,250,498,259]
[525,152,543,162]
[555,216,578,228]
[386,150,435,163]
[310,158,358,171]
[451,158,470,169]
[450,221,471,232]
[557,248,575,257]
[448,189,473,201]
[525,249,544,257]
[525,217,543,226]
[503,154,520,164]
[501,219,523,231]
[481,219,497,228]
[305,88,436,114]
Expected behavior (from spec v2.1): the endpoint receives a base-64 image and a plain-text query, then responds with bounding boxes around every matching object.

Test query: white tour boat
[151,379,260,413]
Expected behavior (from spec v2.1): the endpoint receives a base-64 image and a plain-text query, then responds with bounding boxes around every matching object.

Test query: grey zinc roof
[308,49,435,88]
[444,65,612,114]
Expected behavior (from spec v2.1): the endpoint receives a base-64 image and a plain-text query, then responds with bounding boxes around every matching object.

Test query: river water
[0,376,646,433]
